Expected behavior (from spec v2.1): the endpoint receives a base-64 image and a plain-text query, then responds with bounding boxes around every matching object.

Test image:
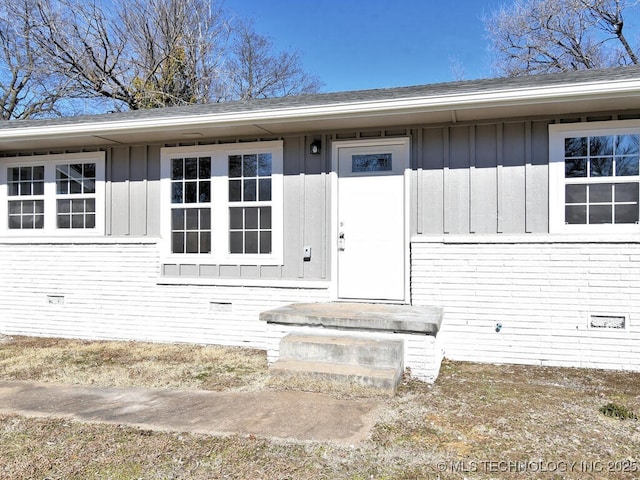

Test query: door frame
[330,137,411,303]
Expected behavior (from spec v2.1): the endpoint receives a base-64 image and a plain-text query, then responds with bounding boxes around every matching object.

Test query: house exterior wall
[411,236,640,370]
[2,109,640,375]
[0,239,329,348]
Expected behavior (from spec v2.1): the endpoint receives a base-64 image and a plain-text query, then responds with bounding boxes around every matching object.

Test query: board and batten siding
[412,120,550,236]
[102,136,331,281]
[0,240,329,347]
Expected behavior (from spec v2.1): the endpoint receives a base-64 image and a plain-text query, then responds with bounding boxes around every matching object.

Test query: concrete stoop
[270,334,404,395]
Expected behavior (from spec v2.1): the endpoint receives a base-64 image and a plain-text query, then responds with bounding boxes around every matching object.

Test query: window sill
[0,236,159,245]
[157,276,330,289]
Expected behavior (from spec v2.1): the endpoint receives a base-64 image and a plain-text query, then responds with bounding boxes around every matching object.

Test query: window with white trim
[0,153,105,235]
[161,141,283,264]
[549,121,640,233]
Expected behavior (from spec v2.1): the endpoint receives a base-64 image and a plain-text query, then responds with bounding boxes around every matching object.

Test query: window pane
[23,201,34,214]
[172,159,183,180]
[590,205,612,224]
[229,180,241,202]
[57,180,68,195]
[200,209,211,230]
[258,153,272,176]
[172,183,183,204]
[565,137,587,157]
[566,184,586,203]
[243,154,257,177]
[199,181,210,202]
[185,158,198,180]
[83,179,96,194]
[243,179,256,201]
[8,201,21,215]
[200,231,211,254]
[259,179,271,201]
[589,184,612,203]
[86,198,95,213]
[590,136,614,156]
[615,183,639,203]
[71,214,84,228]
[245,207,258,229]
[72,199,84,213]
[615,204,638,224]
[245,231,258,253]
[171,209,184,230]
[565,159,587,178]
[22,215,34,229]
[34,215,44,229]
[260,207,272,229]
[8,183,18,196]
[70,179,82,194]
[8,215,20,229]
[33,166,44,180]
[566,205,586,224]
[57,215,70,229]
[85,214,95,228]
[34,200,44,214]
[21,182,31,195]
[84,163,95,178]
[32,181,44,196]
[185,182,197,203]
[230,231,243,253]
[9,168,19,181]
[616,135,639,155]
[590,158,613,177]
[616,156,639,176]
[229,155,242,178]
[56,165,69,179]
[199,157,211,179]
[186,232,199,253]
[229,208,243,229]
[58,199,71,214]
[260,231,272,254]
[69,164,83,179]
[20,167,31,181]
[172,232,184,254]
[186,209,199,230]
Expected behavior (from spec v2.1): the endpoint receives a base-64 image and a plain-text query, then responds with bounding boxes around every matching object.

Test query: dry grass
[1,336,640,479]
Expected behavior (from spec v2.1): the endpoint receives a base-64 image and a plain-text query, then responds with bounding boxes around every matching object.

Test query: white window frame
[0,152,106,236]
[549,120,640,234]
[160,140,284,265]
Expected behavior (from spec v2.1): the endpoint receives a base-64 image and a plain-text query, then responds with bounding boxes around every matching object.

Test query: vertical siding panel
[472,124,499,233]
[500,122,526,233]
[447,126,470,234]
[414,129,424,235]
[110,146,131,235]
[526,120,550,233]
[422,128,445,234]
[146,145,162,237]
[129,145,148,236]
[281,137,302,279]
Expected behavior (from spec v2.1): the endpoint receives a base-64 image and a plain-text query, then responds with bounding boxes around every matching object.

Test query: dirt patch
[1,337,640,479]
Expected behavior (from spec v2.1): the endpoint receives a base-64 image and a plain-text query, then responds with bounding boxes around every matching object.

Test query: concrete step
[270,358,403,395]
[279,334,404,369]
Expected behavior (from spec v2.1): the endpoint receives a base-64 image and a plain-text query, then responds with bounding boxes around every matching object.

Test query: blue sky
[225,0,507,92]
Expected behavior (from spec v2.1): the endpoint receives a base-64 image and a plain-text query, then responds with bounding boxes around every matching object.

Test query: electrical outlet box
[303,246,312,261]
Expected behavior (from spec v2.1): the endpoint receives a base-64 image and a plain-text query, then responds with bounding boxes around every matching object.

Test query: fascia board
[1,78,640,141]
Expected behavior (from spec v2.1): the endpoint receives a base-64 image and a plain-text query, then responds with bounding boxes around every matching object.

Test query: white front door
[334,138,409,302]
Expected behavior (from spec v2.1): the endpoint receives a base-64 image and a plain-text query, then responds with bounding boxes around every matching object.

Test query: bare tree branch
[484,0,639,76]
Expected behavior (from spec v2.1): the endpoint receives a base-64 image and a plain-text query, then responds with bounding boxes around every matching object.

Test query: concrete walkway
[0,380,381,445]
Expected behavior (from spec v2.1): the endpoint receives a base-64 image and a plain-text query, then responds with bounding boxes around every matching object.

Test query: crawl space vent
[589,315,626,330]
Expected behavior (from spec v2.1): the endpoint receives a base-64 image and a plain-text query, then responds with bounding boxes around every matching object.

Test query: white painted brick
[412,239,640,373]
